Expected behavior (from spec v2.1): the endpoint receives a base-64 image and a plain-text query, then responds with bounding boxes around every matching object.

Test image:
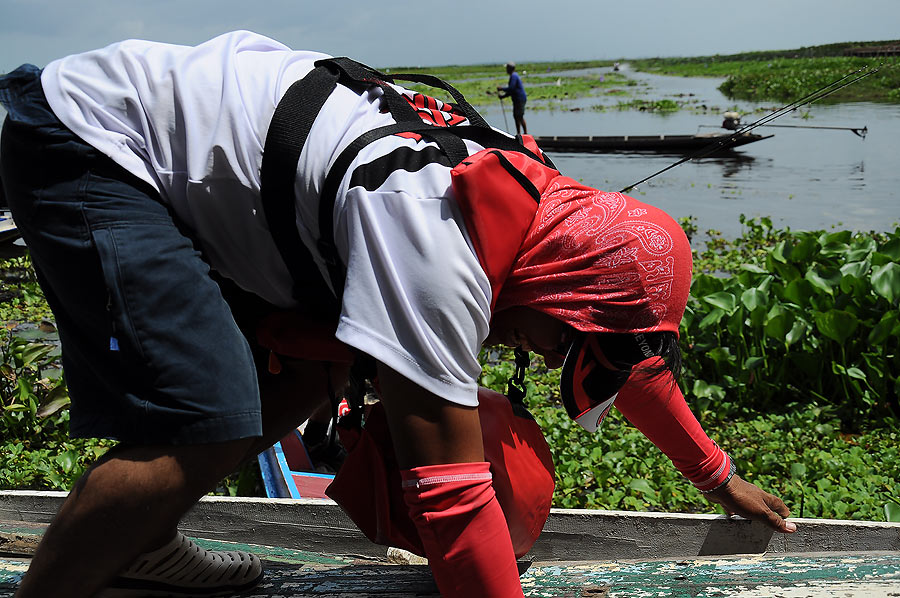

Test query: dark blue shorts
[0,65,262,444]
[512,98,526,119]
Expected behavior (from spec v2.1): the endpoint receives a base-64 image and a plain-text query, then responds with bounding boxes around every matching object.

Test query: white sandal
[98,532,263,597]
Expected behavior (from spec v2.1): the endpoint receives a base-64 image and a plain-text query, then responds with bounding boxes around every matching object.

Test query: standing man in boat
[498,61,528,135]
[1,31,795,598]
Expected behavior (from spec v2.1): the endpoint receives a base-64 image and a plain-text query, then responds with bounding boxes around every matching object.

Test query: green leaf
[814,309,859,344]
[698,308,726,329]
[692,379,726,401]
[879,237,900,261]
[692,273,724,297]
[784,278,815,305]
[819,230,852,247]
[770,240,788,264]
[785,319,809,346]
[703,292,738,313]
[840,260,870,279]
[886,502,900,523]
[707,347,733,367]
[790,463,807,479]
[744,356,766,370]
[769,259,801,283]
[20,343,53,367]
[37,395,71,419]
[740,264,768,274]
[748,306,766,329]
[765,306,795,341]
[805,267,840,296]
[628,478,655,495]
[839,273,866,296]
[55,450,78,473]
[871,262,900,304]
[741,288,767,312]
[846,367,866,381]
[868,313,899,345]
[790,235,819,263]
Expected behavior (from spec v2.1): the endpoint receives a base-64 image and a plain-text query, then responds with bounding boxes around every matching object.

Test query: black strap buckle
[507,347,530,405]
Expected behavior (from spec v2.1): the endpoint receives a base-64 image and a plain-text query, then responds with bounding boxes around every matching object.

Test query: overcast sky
[2,0,897,72]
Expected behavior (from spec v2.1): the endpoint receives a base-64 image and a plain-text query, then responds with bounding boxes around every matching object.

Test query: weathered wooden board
[4,492,898,562]
[3,492,900,597]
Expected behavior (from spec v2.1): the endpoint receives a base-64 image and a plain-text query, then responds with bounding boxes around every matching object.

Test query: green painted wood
[4,552,900,596]
[0,559,27,589]
[519,553,900,597]
[3,519,899,596]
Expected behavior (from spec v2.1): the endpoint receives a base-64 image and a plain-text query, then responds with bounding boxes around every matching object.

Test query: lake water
[480,66,900,241]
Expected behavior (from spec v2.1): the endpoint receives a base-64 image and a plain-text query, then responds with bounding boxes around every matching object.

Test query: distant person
[497,61,528,135]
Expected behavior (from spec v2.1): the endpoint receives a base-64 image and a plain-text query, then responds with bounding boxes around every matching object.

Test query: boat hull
[533,132,773,153]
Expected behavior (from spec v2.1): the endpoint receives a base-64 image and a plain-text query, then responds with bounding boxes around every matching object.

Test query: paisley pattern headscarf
[495,176,693,336]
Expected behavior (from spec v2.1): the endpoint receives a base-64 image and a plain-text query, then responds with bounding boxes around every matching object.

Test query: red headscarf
[495,175,693,336]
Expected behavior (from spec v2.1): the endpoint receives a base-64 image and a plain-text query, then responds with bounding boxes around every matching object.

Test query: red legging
[401,462,524,598]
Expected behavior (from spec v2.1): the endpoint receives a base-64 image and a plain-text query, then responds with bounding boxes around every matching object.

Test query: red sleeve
[614,362,733,492]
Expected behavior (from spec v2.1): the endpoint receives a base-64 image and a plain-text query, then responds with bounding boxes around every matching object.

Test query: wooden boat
[533,131,773,153]
[0,212,19,245]
[256,430,335,500]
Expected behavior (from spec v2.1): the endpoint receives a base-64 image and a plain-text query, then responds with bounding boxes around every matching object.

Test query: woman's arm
[614,365,796,533]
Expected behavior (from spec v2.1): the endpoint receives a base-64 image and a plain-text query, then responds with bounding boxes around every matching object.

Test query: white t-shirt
[40,30,493,406]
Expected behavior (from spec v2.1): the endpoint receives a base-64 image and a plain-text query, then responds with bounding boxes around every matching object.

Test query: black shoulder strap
[321,57,490,129]
[259,64,342,315]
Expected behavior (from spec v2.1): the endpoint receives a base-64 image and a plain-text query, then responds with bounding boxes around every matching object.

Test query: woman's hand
[705,474,797,533]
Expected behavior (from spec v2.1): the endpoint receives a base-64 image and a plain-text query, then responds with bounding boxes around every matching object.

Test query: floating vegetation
[613,98,681,112]
[631,55,899,103]
[403,69,633,109]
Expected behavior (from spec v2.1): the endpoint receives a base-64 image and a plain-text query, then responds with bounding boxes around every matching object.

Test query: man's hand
[705,475,797,533]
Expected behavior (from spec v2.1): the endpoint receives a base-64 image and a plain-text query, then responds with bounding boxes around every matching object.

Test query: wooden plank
[3,491,900,563]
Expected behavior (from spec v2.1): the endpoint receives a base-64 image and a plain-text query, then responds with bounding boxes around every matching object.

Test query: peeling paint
[3,521,900,597]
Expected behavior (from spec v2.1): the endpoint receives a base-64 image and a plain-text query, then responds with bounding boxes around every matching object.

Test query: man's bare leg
[376,364,524,597]
[14,438,253,598]
[516,116,528,136]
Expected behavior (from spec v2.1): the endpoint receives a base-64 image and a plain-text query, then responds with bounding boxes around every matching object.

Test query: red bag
[326,387,556,558]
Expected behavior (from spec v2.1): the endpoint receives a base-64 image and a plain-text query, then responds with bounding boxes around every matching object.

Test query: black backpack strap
[259,64,342,314]
[317,58,475,165]
[317,58,490,129]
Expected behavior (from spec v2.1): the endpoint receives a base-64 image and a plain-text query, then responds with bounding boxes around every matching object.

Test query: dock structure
[844,44,900,57]
[2,491,899,597]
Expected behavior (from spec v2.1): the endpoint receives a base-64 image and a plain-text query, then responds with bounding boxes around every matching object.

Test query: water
[482,67,900,240]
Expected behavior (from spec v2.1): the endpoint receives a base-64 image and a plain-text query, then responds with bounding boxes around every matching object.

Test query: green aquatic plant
[683,218,900,430]
[613,98,681,112]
